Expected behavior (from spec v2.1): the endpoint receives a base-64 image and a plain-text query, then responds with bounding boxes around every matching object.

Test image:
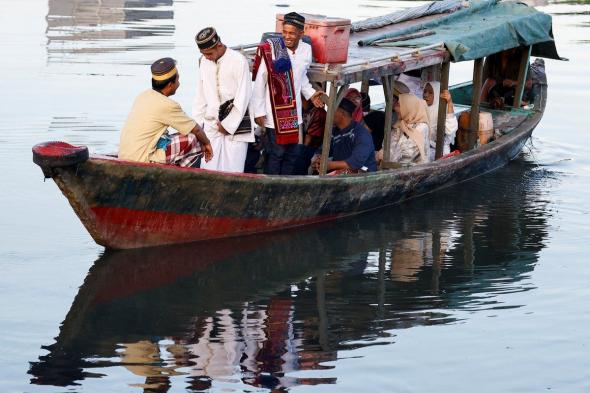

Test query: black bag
[218,99,251,134]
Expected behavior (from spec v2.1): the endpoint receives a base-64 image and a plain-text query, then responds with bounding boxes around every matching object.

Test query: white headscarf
[394,93,430,163]
[424,81,441,142]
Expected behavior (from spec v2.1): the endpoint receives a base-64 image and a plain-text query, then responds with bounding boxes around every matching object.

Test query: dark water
[1,0,589,392]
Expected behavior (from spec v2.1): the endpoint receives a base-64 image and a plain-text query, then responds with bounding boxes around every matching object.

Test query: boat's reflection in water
[46,0,175,62]
[29,158,554,391]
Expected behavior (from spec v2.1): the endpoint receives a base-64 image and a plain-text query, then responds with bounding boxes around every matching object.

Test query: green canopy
[357,0,561,62]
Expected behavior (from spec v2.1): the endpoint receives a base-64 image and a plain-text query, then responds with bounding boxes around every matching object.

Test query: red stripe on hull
[90,206,338,249]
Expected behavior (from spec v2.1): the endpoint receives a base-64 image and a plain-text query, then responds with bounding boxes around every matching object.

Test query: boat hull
[40,80,547,249]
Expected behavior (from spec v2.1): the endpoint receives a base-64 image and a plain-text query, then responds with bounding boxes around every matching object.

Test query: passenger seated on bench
[390,93,430,164]
[423,81,458,160]
[119,57,213,167]
[298,97,326,174]
[480,48,533,109]
[311,98,377,174]
[302,97,326,148]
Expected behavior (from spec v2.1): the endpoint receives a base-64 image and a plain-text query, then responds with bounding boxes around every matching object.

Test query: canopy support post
[513,45,532,109]
[469,57,484,150]
[381,74,396,164]
[311,82,323,91]
[361,76,370,95]
[435,60,451,159]
[319,83,349,176]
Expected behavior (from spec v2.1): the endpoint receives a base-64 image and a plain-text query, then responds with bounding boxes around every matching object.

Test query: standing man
[252,12,324,175]
[119,57,213,167]
[192,27,254,173]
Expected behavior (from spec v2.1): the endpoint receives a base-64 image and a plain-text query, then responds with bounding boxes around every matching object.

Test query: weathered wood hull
[41,82,546,249]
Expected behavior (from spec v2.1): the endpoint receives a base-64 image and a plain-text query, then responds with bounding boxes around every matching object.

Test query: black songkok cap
[195,27,220,50]
[338,98,356,116]
[151,57,177,81]
[284,12,305,30]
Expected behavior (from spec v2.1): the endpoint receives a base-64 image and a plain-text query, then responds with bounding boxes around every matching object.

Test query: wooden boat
[32,0,560,249]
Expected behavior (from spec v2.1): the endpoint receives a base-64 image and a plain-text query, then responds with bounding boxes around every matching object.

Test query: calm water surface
[1,0,589,392]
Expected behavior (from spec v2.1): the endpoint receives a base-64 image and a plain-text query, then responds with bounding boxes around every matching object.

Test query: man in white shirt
[252,12,323,175]
[192,27,254,173]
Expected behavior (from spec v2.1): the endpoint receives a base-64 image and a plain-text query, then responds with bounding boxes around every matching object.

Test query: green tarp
[357,0,561,62]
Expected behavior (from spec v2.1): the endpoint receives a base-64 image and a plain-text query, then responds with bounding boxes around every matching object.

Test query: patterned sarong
[158,133,202,167]
[252,38,299,145]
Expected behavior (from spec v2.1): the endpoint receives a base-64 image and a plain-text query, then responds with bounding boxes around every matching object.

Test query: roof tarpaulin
[357,0,561,62]
[351,0,465,33]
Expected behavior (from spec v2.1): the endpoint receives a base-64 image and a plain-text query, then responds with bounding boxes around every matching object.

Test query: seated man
[480,48,533,109]
[119,57,213,167]
[312,98,377,173]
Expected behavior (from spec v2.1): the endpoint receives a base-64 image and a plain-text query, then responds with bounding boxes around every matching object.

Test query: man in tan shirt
[119,57,213,167]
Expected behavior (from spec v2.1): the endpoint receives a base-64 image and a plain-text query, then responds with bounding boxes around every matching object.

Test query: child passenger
[423,81,458,160]
[390,94,430,164]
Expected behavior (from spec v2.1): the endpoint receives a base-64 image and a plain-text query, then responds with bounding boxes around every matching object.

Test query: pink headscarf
[344,88,364,123]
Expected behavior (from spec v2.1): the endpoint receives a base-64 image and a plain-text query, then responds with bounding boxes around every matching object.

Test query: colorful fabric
[268,37,292,73]
[252,39,299,145]
[164,133,202,167]
[252,41,315,131]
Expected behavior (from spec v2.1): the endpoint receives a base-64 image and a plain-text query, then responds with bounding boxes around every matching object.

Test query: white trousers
[200,133,248,173]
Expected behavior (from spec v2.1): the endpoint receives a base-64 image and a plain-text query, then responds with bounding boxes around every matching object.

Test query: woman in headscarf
[423,81,458,161]
[344,88,364,123]
[390,93,430,164]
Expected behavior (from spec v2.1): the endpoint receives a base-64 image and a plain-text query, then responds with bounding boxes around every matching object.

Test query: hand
[440,90,452,102]
[216,121,230,135]
[255,116,266,127]
[375,149,383,163]
[311,154,321,171]
[202,143,214,162]
[311,91,326,108]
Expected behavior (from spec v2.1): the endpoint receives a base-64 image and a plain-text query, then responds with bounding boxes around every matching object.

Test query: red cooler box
[276,13,351,64]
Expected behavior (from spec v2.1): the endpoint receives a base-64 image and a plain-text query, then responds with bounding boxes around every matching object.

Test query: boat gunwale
[86,92,545,186]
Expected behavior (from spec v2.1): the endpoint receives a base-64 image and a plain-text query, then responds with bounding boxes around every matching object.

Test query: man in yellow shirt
[119,57,213,167]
